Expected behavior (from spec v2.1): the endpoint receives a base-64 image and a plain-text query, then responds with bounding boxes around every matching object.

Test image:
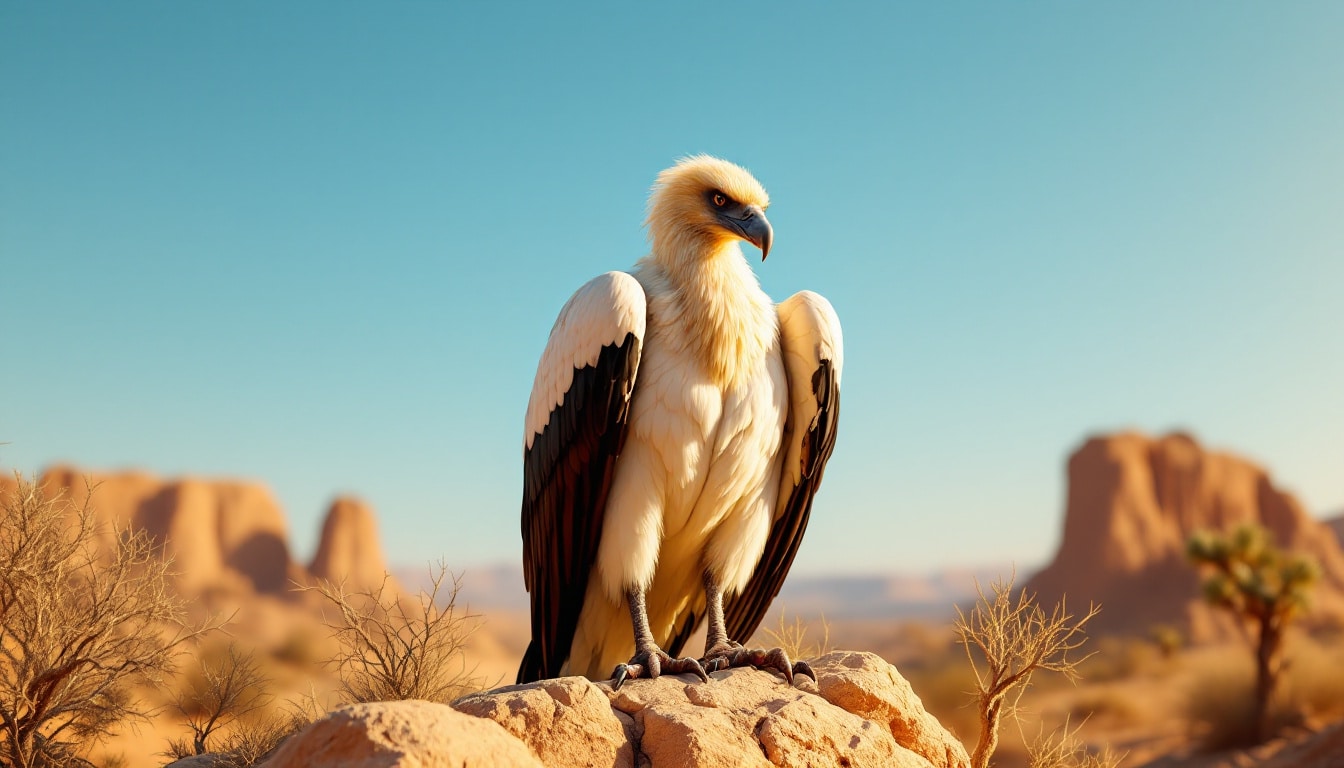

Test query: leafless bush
[0,475,207,768]
[954,574,1100,768]
[163,644,272,759]
[300,564,482,705]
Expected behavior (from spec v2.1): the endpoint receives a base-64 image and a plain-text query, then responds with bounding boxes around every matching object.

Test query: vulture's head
[646,155,773,262]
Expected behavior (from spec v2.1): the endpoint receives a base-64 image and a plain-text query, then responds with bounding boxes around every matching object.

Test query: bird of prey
[517,156,842,688]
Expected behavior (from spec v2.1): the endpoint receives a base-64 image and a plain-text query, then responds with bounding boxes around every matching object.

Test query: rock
[309,496,393,594]
[3,466,405,606]
[262,700,543,768]
[811,650,968,768]
[38,466,296,596]
[163,757,222,768]
[1326,512,1344,550]
[1026,432,1344,640]
[453,676,634,768]
[453,650,969,768]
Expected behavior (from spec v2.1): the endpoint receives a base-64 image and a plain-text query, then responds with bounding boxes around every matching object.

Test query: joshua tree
[1186,524,1320,744]
[954,575,1099,768]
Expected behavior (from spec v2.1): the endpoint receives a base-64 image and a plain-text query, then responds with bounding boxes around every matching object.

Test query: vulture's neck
[655,240,774,389]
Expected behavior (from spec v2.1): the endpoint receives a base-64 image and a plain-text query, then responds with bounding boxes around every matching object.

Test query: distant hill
[404,560,1014,622]
[1025,431,1344,641]
[1326,511,1344,549]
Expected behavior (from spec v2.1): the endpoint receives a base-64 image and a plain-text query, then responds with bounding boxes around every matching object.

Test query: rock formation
[1026,432,1344,640]
[262,700,544,768]
[1326,512,1344,550]
[265,652,969,768]
[1,466,399,601]
[309,496,394,594]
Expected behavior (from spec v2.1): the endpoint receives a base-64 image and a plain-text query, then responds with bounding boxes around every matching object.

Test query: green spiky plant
[1186,524,1320,745]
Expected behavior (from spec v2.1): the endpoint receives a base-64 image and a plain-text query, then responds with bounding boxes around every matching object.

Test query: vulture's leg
[610,589,709,690]
[699,573,814,684]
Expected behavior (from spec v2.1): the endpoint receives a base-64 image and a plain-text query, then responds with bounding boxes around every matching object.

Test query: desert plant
[954,575,1099,768]
[1026,717,1123,768]
[0,476,207,768]
[1148,624,1183,660]
[300,563,482,705]
[164,644,272,759]
[761,610,832,662]
[1186,524,1320,745]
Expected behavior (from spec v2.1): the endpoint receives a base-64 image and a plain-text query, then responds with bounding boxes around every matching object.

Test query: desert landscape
[3,430,1342,767]
[6,6,1343,766]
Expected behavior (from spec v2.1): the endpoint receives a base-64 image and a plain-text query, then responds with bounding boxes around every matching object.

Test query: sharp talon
[793,660,815,682]
[688,658,710,683]
[765,648,793,684]
[612,664,630,690]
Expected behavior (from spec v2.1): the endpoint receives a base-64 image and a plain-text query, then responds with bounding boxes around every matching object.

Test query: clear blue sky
[3,3,1342,576]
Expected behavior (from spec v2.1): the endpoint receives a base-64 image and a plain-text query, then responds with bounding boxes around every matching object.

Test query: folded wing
[724,290,843,643]
[518,272,647,683]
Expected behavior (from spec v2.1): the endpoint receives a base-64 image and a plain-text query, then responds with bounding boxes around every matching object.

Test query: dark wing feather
[518,333,640,683]
[517,272,646,684]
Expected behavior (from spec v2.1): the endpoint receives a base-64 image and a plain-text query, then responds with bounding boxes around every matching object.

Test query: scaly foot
[610,648,709,690]
[701,641,814,685]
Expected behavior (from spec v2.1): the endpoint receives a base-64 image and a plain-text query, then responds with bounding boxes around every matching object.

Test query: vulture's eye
[712,192,727,208]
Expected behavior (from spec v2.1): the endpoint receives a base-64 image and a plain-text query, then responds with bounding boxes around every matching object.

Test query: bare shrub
[301,564,482,705]
[761,610,832,662]
[163,644,272,759]
[954,575,1100,768]
[0,476,207,767]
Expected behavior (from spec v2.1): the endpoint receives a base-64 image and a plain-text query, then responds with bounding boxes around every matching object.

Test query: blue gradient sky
[3,4,1342,575]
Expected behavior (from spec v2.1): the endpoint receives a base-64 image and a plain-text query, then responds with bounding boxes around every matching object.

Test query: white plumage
[518,156,842,686]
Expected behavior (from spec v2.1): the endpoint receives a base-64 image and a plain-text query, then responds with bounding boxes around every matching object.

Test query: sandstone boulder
[263,700,542,768]
[453,650,969,768]
[1026,432,1344,640]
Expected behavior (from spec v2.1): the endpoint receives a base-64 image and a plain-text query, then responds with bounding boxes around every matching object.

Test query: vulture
[518,156,843,688]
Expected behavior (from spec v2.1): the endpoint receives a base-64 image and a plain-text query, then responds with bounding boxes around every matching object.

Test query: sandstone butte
[0,466,394,600]
[1025,431,1344,641]
[257,651,969,768]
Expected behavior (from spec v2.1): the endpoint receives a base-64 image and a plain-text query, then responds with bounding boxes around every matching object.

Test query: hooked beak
[721,204,773,260]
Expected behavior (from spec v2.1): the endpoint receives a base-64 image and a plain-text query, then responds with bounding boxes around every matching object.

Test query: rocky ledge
[260,650,969,768]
